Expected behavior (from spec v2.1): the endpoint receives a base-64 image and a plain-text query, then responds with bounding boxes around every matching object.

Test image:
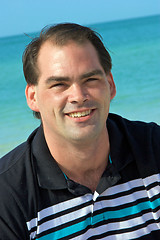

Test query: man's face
[26,40,116,144]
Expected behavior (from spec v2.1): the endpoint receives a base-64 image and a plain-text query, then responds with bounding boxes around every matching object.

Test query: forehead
[38,39,99,61]
[37,40,103,78]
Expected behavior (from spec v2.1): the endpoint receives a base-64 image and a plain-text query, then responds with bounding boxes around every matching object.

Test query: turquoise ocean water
[0,15,160,157]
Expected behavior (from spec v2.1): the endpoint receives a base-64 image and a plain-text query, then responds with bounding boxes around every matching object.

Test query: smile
[68,110,92,118]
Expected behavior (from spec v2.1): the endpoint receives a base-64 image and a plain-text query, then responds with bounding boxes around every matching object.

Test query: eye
[54,83,64,87]
[50,83,65,88]
[87,78,98,82]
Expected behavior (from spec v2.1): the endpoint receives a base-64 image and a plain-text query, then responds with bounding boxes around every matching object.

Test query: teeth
[68,110,92,118]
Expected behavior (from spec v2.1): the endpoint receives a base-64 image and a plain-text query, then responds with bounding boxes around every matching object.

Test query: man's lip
[65,108,95,115]
[65,108,96,121]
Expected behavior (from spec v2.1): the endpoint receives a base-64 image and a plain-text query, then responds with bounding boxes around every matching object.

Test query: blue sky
[1,0,160,37]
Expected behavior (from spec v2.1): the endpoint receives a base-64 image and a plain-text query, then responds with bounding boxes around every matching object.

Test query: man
[0,23,160,239]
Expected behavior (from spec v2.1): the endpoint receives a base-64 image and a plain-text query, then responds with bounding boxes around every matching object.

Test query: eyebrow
[46,76,69,85]
[80,69,104,80]
[45,69,104,85]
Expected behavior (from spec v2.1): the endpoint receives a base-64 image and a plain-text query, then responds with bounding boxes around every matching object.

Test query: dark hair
[22,23,112,119]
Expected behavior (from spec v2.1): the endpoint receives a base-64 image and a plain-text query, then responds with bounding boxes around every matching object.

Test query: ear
[25,85,39,112]
[108,72,116,100]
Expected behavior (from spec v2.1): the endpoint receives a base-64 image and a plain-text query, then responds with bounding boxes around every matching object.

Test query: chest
[27,174,160,239]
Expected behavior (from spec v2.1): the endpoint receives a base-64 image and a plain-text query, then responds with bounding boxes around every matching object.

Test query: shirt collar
[107,114,133,171]
[31,125,67,190]
[30,114,133,193]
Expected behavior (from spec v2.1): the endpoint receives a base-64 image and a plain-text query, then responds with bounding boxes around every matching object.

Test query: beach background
[0,1,160,157]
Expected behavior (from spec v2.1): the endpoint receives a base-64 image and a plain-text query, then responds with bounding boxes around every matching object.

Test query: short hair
[22,23,112,119]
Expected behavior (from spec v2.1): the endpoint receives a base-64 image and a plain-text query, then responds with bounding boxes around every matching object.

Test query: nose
[68,83,88,104]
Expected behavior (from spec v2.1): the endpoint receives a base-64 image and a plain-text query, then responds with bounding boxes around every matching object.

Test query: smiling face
[26,40,116,145]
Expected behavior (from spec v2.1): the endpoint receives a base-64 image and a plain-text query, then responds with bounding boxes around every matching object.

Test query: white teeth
[68,110,92,118]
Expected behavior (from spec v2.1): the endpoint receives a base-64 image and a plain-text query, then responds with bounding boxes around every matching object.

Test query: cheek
[53,93,67,108]
[89,85,110,101]
[41,91,68,114]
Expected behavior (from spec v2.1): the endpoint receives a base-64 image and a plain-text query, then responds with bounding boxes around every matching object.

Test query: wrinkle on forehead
[37,40,105,83]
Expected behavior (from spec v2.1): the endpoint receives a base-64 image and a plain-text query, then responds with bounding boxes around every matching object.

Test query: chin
[68,130,100,143]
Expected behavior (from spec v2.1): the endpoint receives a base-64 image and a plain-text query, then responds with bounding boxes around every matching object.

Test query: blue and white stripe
[27,174,160,239]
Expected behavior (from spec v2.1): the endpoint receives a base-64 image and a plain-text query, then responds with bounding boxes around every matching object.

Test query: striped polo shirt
[0,113,160,239]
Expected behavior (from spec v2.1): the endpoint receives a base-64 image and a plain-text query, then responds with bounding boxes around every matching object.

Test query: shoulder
[0,127,39,194]
[0,142,30,174]
[0,142,33,239]
[0,138,33,197]
[108,113,160,140]
[0,127,39,175]
[114,114,160,154]
[0,128,39,237]
[108,113,160,174]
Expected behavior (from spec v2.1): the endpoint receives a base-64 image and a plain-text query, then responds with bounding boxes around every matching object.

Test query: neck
[44,128,110,192]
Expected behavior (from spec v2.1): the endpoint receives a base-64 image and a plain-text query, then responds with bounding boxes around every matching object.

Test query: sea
[0,15,160,157]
